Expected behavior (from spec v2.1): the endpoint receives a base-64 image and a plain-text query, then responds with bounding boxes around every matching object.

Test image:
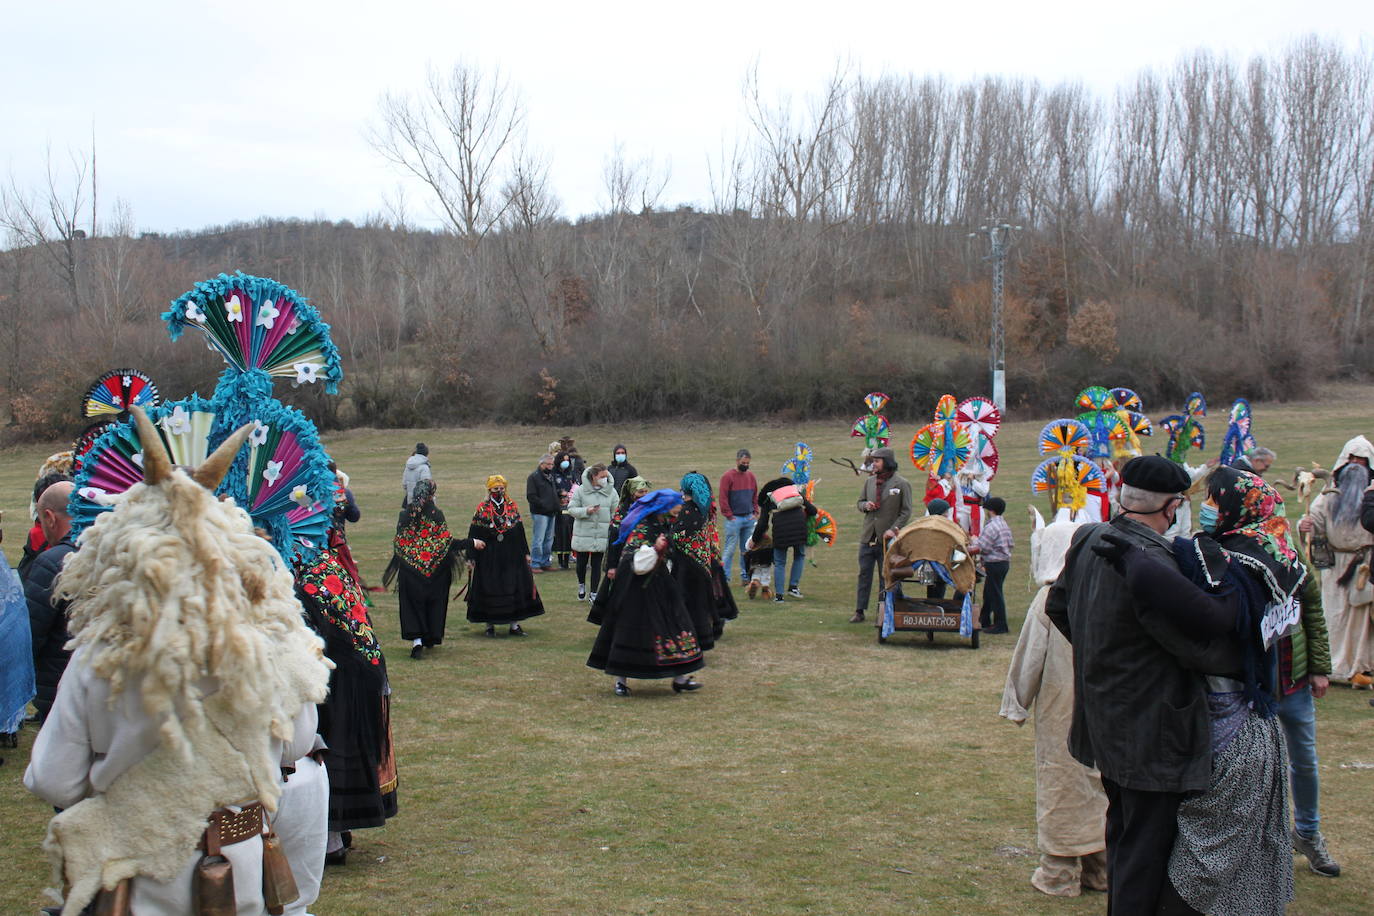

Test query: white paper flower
[111,394,123,407]
[263,459,284,487]
[162,404,191,437]
[226,293,244,323]
[293,361,321,384]
[290,484,311,507]
[131,452,144,468]
[249,420,269,447]
[284,316,299,335]
[78,486,108,503]
[257,298,280,329]
[184,301,206,323]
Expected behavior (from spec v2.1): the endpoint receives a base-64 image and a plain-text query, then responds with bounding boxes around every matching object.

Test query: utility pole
[969,221,1020,412]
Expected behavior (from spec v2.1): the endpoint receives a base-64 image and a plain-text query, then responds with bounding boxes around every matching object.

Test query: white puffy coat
[565,468,618,553]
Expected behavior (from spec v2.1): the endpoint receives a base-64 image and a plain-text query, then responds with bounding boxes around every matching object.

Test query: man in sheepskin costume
[25,407,332,915]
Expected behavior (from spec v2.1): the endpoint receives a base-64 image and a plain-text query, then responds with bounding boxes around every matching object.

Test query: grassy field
[2,397,1372,914]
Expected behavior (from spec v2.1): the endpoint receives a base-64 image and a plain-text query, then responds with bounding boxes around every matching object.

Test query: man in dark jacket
[525,454,561,572]
[750,476,817,603]
[1045,456,1228,915]
[851,447,913,622]
[26,480,76,723]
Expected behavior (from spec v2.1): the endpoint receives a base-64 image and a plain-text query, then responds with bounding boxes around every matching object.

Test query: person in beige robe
[1000,506,1109,897]
[1300,435,1374,685]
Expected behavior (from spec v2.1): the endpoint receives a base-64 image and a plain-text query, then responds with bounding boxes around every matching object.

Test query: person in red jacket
[718,449,759,586]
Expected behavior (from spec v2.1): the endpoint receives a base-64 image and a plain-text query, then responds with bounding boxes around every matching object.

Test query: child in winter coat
[745,534,775,600]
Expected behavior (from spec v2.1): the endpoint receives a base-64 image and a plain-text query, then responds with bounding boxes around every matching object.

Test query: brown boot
[849,610,866,623]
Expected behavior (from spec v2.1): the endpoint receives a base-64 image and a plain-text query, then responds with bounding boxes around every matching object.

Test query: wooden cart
[878,516,980,649]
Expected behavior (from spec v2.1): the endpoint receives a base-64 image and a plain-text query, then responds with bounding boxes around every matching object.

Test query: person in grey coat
[402,443,432,507]
[566,464,619,601]
[1045,456,1239,916]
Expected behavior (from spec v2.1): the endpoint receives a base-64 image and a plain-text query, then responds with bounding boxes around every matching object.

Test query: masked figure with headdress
[588,475,651,625]
[673,472,739,647]
[465,474,545,637]
[1299,435,1374,687]
[384,478,474,656]
[588,489,705,696]
[1000,488,1107,897]
[24,408,330,916]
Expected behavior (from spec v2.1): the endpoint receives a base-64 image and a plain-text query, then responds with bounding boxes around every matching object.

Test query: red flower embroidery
[303,583,319,594]
[324,574,344,595]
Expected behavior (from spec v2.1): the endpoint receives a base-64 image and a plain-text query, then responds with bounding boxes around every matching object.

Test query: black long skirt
[673,559,720,651]
[587,566,704,679]
[466,523,546,625]
[397,564,452,645]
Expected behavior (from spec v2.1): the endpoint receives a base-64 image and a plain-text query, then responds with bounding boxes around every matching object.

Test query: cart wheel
[970,629,980,650]
[926,631,935,642]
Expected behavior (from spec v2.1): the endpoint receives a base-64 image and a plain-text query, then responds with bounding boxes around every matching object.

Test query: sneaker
[588,591,597,603]
[578,584,587,600]
[1292,828,1340,877]
[788,588,803,599]
[1351,672,1373,689]
[773,595,784,603]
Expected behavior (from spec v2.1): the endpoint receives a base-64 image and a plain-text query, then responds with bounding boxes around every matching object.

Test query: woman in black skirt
[588,475,651,625]
[466,474,546,636]
[673,471,739,646]
[588,488,704,696]
[296,549,397,861]
[383,479,474,658]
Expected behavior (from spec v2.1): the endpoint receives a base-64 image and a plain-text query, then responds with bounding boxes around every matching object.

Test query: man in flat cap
[1045,456,1216,914]
[852,447,913,623]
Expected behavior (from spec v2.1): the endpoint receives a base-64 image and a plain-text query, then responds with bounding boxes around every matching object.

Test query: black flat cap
[1120,455,1190,494]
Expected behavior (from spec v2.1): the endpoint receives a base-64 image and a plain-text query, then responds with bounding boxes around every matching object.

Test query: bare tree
[1,144,95,311]
[371,61,525,244]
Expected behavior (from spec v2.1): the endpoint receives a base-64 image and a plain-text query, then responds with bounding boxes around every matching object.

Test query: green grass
[2,396,1372,914]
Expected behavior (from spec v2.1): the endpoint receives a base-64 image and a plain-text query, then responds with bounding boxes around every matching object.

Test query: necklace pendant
[497,533,505,542]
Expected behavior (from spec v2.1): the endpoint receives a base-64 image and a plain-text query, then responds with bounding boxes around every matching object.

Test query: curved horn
[130,406,173,484]
[192,422,253,490]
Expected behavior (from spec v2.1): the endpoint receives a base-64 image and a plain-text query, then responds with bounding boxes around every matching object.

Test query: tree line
[2,36,1370,441]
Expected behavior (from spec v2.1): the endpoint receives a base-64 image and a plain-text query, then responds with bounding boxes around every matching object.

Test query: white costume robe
[25,651,318,915]
[1000,508,1108,894]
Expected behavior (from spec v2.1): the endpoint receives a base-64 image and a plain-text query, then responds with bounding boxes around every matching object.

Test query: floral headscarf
[299,551,382,666]
[1208,467,1306,602]
[387,478,456,580]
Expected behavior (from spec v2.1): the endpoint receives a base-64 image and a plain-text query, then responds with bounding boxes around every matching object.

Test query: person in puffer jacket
[566,464,619,601]
[749,476,817,602]
[402,443,432,507]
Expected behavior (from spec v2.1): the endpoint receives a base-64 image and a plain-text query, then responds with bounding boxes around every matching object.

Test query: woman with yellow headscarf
[465,474,546,637]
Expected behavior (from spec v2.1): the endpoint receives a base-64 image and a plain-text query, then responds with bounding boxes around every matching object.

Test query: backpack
[770,484,803,511]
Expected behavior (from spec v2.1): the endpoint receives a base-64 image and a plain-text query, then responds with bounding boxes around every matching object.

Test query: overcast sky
[3,0,1371,234]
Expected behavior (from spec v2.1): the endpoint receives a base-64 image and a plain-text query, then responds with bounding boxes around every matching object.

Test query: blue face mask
[1198,504,1220,534]
[615,454,626,463]
[560,460,570,470]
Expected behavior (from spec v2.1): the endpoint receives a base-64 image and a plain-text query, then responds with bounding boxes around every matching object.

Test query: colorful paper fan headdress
[851,392,891,449]
[1031,418,1104,512]
[1160,392,1207,464]
[781,442,814,485]
[154,272,344,563]
[1218,398,1257,467]
[82,369,159,418]
[69,396,336,563]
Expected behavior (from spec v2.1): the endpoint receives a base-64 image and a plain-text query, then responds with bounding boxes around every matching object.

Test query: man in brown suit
[851,447,913,622]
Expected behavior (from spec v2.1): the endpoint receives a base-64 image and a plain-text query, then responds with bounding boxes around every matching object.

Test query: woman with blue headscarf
[587,488,705,696]
[673,472,739,647]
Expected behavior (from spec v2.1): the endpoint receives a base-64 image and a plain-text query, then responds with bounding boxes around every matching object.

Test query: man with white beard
[1300,436,1374,687]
